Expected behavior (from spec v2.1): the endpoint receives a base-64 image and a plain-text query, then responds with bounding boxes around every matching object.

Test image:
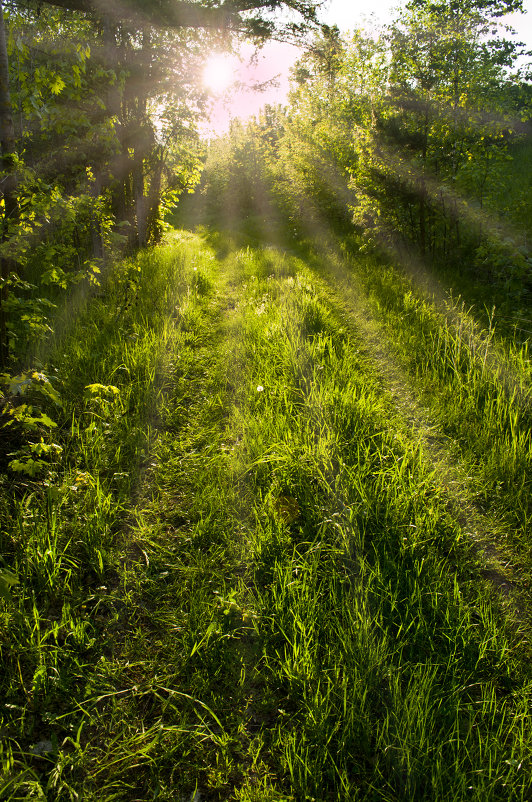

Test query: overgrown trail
[3,231,532,801]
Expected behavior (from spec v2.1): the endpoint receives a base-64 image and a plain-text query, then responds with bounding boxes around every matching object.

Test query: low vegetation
[1,231,531,799]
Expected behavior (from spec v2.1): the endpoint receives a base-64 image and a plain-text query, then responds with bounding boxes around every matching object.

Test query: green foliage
[0,369,62,424]
[203,4,531,313]
[0,0,218,366]
[1,0,531,794]
[0,567,19,602]
[9,437,63,477]
[0,0,324,368]
[0,369,64,477]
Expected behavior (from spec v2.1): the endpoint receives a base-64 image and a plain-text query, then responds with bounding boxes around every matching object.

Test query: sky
[201,0,532,137]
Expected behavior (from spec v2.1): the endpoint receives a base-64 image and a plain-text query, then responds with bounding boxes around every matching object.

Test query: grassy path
[2,230,532,800]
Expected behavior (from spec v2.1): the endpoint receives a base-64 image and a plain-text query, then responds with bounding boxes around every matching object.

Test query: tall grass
[222,243,532,800]
[1,231,531,800]
[310,244,532,558]
[0,231,207,798]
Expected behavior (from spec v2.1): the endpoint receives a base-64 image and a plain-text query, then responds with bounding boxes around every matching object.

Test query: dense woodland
[1,0,532,799]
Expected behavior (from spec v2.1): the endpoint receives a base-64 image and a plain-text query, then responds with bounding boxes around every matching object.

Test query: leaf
[33,412,57,429]
[50,76,66,95]
[9,457,48,477]
[0,568,19,603]
[40,268,68,289]
[7,373,33,396]
[7,404,57,430]
[30,373,63,407]
[30,438,63,457]
[84,383,120,399]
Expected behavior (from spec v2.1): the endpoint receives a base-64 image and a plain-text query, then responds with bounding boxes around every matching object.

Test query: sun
[202,54,236,94]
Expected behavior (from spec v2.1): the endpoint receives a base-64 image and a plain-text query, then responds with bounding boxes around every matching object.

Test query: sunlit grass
[230,148,532,561]
[1,230,532,800]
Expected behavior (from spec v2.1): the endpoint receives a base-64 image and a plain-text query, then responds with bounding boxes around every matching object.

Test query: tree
[207,0,531,295]
[0,0,17,366]
[0,0,325,364]
[371,0,529,258]
[32,0,324,40]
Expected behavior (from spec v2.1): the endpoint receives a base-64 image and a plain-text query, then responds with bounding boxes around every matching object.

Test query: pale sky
[202,0,532,136]
[323,0,531,40]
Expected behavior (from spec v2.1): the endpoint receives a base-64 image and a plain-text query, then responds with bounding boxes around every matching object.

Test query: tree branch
[27,0,233,30]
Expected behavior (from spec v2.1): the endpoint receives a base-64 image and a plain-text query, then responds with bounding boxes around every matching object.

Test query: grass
[322,244,532,561]
[1,230,532,800]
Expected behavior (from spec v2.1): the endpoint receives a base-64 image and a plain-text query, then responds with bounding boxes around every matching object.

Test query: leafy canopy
[29,0,325,39]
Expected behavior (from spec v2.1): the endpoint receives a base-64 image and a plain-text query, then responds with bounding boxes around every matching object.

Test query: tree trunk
[102,17,127,225]
[146,145,164,243]
[0,0,18,368]
[418,100,429,258]
[133,27,150,248]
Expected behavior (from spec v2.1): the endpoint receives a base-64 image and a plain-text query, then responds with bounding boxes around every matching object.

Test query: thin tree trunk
[146,145,163,243]
[418,100,429,258]
[133,26,150,247]
[102,17,127,225]
[0,0,18,367]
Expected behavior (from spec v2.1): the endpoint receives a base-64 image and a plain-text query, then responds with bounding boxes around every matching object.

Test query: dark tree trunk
[146,144,164,243]
[0,0,18,367]
[418,101,429,258]
[102,17,127,225]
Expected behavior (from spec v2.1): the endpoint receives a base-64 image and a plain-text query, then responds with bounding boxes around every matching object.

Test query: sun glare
[202,54,235,94]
